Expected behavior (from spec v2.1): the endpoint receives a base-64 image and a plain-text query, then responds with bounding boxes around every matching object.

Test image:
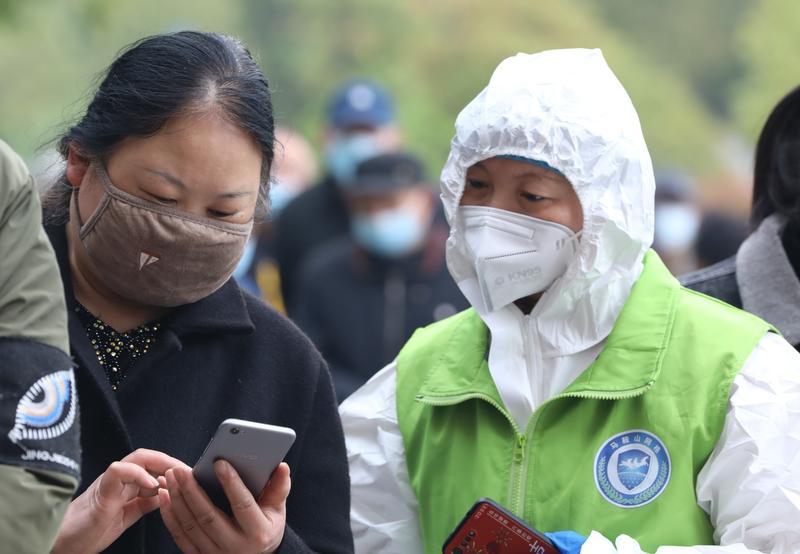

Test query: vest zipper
[416,392,528,514]
[515,314,537,515]
[510,432,527,514]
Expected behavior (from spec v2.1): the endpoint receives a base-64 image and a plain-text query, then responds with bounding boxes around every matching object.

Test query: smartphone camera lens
[230,427,240,435]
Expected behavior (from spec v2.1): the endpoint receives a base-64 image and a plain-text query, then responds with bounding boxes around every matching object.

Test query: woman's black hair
[43,31,274,222]
[751,85,800,228]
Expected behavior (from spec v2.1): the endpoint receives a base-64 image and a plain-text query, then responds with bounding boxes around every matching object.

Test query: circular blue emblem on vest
[594,429,670,508]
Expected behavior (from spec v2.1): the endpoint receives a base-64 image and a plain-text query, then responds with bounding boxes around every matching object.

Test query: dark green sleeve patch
[0,338,80,480]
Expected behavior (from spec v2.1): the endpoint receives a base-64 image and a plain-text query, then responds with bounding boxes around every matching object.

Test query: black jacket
[46,224,353,554]
[680,256,742,308]
[275,176,349,315]
[681,254,800,351]
[293,217,468,401]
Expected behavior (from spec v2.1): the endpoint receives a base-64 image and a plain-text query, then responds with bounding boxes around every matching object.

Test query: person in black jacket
[682,85,800,351]
[293,153,468,401]
[275,79,401,315]
[41,32,353,553]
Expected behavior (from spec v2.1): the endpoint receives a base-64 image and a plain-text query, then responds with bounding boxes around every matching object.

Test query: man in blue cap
[275,79,402,314]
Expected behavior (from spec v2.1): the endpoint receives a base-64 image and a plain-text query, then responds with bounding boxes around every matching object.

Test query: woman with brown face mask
[42,32,352,554]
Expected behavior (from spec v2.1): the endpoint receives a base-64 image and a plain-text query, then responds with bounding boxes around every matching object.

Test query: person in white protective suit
[339,49,800,554]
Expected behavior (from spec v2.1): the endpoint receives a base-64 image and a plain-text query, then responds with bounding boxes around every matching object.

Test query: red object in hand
[443,498,560,554]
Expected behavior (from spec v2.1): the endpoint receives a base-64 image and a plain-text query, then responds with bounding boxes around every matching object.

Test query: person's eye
[466,179,489,190]
[208,209,238,218]
[148,193,177,205]
[521,192,546,202]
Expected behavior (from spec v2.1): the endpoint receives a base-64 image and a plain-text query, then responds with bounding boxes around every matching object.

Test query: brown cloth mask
[69,163,253,307]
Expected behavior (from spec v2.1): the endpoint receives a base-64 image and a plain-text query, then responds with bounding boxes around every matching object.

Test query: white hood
[442,48,655,360]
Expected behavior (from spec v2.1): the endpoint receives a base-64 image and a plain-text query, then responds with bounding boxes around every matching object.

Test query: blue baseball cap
[327,79,395,129]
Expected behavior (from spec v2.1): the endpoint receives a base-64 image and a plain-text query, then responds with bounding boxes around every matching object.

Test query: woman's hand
[52,448,185,554]
[159,460,291,554]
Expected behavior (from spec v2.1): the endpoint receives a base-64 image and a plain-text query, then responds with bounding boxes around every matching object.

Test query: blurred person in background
[41,32,352,553]
[683,85,800,351]
[234,126,318,313]
[294,152,467,402]
[653,171,701,274]
[692,210,748,269]
[340,50,800,554]
[275,79,401,314]
[0,139,81,554]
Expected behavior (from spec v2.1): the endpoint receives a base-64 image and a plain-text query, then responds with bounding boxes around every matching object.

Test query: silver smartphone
[192,418,296,510]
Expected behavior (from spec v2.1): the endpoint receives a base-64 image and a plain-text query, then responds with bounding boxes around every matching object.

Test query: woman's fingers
[97,461,160,506]
[121,495,161,529]
[258,463,291,511]
[159,488,201,554]
[139,485,159,498]
[172,466,239,549]
[123,448,188,476]
[214,460,271,539]
[164,469,219,552]
[106,461,160,489]
[95,450,183,509]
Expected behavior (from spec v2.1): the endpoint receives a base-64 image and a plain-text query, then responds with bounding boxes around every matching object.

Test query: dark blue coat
[46,224,353,554]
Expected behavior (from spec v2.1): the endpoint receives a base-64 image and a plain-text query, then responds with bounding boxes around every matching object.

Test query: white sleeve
[580,332,800,554]
[694,332,800,552]
[580,531,762,553]
[339,361,424,554]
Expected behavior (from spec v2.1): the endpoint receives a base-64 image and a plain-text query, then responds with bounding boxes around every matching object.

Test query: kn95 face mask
[459,205,580,312]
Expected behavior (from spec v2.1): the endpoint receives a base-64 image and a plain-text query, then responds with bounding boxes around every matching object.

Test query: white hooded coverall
[340,49,800,554]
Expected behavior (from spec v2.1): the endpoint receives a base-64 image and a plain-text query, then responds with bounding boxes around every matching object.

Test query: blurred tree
[731,0,800,140]
[0,0,240,163]
[0,0,730,177]
[0,0,15,22]
[243,0,721,176]
[577,0,749,118]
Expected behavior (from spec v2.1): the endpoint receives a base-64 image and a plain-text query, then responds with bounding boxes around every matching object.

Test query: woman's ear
[65,144,90,188]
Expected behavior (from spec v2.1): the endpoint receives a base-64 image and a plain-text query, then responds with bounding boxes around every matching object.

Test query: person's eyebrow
[217,190,256,199]
[516,171,547,179]
[146,168,186,189]
[146,168,256,198]
[515,169,561,182]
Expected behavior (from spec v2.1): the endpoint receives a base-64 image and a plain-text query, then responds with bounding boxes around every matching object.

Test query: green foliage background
[0,0,796,179]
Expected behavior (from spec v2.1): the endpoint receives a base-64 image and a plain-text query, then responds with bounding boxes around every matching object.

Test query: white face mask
[654,203,700,252]
[460,206,580,312]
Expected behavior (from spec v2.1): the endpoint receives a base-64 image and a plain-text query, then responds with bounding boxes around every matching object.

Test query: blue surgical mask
[654,203,700,251]
[325,133,382,186]
[351,207,426,258]
[268,180,299,219]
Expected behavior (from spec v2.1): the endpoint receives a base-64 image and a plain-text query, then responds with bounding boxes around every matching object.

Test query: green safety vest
[396,251,773,553]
